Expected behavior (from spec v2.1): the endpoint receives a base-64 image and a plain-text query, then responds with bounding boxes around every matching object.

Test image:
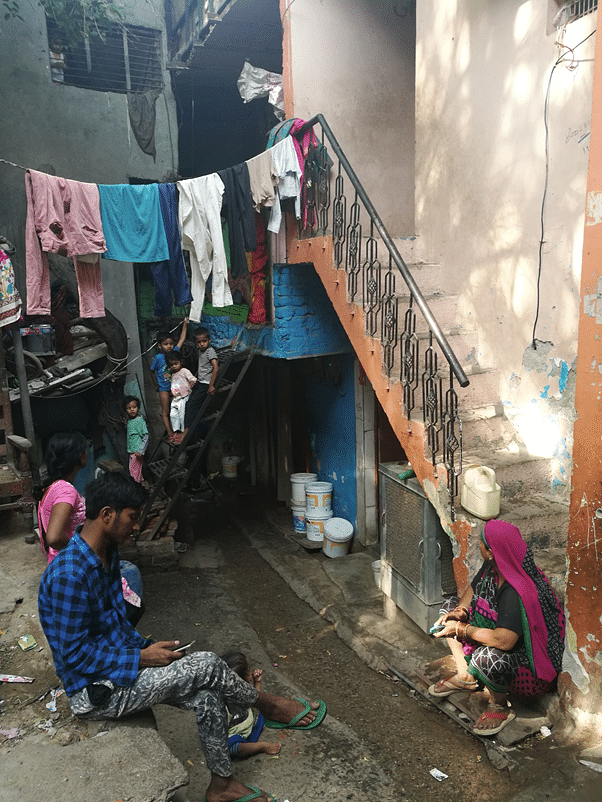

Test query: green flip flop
[203,785,277,802]
[264,697,327,730]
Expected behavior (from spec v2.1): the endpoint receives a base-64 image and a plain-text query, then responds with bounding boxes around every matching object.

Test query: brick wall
[201,262,351,359]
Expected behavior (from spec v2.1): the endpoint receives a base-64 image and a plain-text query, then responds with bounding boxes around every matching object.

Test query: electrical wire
[532,26,596,350]
[14,317,189,399]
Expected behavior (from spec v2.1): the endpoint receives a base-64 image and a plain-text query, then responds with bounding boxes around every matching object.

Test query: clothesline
[23,135,305,325]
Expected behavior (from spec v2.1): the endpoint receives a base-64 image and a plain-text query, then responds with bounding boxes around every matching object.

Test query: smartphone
[429,624,445,635]
[172,640,195,653]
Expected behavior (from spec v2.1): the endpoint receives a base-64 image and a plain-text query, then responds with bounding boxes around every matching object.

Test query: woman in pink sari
[428,520,565,735]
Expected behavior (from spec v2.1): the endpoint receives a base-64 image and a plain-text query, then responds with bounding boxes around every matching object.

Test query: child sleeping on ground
[221,651,282,758]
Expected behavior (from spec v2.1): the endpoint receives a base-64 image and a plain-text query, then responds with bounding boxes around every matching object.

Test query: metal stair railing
[293,114,468,518]
[138,345,254,539]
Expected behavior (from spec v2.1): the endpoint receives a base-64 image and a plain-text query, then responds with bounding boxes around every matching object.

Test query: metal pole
[10,322,39,488]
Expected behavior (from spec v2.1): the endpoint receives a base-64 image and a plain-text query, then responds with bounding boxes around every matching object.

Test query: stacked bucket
[290,474,354,557]
[305,481,333,541]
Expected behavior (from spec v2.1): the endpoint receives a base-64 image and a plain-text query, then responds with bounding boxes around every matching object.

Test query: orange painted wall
[561,26,602,720]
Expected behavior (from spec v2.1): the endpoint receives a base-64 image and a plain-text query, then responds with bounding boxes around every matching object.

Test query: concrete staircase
[289,232,569,597]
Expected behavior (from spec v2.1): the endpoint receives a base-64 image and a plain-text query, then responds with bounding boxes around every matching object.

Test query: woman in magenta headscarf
[428,520,565,735]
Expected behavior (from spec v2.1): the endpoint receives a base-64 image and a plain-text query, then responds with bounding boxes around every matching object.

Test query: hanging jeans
[148,183,192,316]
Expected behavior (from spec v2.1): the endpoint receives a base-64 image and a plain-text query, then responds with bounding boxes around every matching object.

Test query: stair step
[460,446,564,501]
[148,458,188,480]
[456,492,568,601]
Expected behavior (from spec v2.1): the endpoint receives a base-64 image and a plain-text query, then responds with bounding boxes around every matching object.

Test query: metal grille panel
[383,475,422,590]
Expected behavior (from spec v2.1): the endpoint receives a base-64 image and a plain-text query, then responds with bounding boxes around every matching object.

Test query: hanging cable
[532,27,596,350]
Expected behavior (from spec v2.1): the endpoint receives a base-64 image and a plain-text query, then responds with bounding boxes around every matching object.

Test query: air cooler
[378,463,456,632]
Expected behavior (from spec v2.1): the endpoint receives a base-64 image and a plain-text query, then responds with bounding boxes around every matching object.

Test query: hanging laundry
[127,89,161,160]
[25,170,106,318]
[245,149,278,212]
[0,248,22,326]
[267,137,302,234]
[217,163,256,305]
[98,183,169,263]
[266,118,332,229]
[177,174,233,321]
[147,183,192,316]
[247,213,268,325]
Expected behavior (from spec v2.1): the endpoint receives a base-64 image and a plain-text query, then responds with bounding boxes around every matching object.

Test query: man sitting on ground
[38,472,325,802]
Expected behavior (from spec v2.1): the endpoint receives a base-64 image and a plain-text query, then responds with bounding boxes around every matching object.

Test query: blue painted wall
[200,262,357,527]
[200,262,351,358]
[303,353,357,527]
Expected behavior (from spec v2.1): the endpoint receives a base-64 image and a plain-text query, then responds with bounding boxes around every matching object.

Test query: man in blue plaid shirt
[38,471,324,802]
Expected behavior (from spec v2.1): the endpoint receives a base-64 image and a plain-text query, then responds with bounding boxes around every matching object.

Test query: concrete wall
[415,1,595,488]
[562,12,602,736]
[0,0,179,388]
[280,0,416,235]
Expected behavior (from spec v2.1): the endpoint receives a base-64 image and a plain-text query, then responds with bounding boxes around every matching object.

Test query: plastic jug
[460,465,500,520]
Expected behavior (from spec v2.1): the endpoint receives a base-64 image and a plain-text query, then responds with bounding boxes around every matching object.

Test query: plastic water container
[305,482,333,514]
[460,465,500,519]
[290,473,318,504]
[291,502,306,534]
[222,456,242,479]
[323,517,354,558]
[306,508,333,542]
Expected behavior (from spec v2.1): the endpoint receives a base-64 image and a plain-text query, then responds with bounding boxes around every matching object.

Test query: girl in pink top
[38,431,145,626]
[38,431,88,563]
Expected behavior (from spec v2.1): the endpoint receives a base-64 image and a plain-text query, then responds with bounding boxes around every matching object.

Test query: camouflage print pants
[72,652,259,777]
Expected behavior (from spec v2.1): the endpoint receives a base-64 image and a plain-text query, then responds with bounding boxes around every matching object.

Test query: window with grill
[553,0,598,28]
[47,19,163,93]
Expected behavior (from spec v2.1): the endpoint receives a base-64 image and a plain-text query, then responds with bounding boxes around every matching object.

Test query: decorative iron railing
[294,114,468,519]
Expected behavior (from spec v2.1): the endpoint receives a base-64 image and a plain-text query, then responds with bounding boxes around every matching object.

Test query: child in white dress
[166,351,196,441]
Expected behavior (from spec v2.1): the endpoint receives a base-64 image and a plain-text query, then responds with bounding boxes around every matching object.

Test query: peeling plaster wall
[502,340,577,496]
[415,1,595,498]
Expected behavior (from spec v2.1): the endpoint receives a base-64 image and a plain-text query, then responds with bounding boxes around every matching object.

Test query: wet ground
[144,502,528,802]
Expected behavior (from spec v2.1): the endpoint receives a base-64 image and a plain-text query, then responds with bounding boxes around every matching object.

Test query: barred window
[47,18,163,93]
[553,0,598,28]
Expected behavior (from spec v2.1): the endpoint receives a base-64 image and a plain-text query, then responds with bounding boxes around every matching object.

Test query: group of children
[123,318,219,483]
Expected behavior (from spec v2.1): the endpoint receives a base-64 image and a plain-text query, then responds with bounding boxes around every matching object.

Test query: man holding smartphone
[38,472,324,802]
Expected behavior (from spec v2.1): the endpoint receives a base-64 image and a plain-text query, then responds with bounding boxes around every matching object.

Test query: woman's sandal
[428,675,478,697]
[473,703,516,736]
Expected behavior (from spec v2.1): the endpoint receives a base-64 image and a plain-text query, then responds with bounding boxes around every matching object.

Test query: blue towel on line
[98,183,170,263]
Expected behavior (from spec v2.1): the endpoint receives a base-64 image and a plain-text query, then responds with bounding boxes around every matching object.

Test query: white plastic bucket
[305,508,333,542]
[290,472,318,504]
[322,517,354,558]
[305,482,333,513]
[372,559,381,588]
[291,502,306,534]
[222,456,242,479]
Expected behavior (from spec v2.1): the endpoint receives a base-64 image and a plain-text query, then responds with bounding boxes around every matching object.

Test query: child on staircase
[150,318,188,442]
[182,327,219,438]
[166,350,196,442]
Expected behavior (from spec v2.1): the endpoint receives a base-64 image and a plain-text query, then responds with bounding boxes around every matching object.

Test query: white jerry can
[460,465,501,520]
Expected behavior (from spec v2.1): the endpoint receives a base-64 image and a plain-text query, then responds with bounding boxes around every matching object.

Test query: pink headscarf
[484,520,564,681]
